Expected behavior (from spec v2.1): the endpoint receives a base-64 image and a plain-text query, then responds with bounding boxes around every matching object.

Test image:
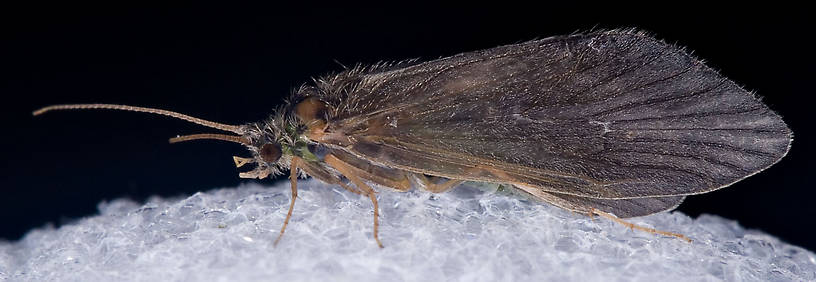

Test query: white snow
[1,179,814,281]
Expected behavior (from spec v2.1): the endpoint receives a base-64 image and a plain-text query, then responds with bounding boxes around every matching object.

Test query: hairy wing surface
[314,30,791,199]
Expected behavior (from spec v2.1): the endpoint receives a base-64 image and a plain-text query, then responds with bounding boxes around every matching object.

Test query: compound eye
[259,143,282,163]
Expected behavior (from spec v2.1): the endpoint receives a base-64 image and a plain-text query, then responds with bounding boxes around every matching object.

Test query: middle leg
[324,154,386,248]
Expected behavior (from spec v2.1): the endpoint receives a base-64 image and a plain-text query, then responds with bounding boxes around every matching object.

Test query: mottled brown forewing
[310,30,791,217]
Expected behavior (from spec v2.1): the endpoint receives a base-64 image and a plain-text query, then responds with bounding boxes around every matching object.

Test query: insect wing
[526,186,686,218]
[315,30,792,201]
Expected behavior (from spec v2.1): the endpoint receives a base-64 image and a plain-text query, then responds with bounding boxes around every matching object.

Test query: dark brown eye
[259,143,282,163]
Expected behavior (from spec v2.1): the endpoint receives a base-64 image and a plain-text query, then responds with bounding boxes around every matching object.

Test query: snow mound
[1,179,814,281]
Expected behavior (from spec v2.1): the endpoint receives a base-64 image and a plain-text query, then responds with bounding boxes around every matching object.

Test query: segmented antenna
[169,133,250,145]
[32,104,243,134]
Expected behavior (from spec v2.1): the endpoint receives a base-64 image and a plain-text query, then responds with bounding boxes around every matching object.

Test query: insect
[34,29,792,247]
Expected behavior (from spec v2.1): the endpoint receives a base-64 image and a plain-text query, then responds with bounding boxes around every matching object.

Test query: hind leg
[411,174,464,193]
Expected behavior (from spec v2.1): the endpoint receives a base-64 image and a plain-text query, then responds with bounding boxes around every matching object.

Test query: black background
[3,6,813,250]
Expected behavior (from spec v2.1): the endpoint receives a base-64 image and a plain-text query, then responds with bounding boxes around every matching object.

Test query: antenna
[169,133,249,145]
[33,104,243,134]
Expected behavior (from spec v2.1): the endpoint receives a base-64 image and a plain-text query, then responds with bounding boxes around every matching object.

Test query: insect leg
[298,160,366,195]
[328,150,412,192]
[324,154,385,248]
[409,162,517,193]
[591,208,692,242]
[332,180,366,195]
[511,183,690,242]
[411,174,464,193]
[274,156,302,246]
